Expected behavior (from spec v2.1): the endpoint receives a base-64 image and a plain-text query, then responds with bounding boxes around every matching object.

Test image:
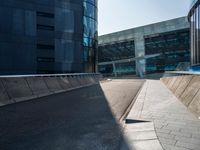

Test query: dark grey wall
[0,0,86,75]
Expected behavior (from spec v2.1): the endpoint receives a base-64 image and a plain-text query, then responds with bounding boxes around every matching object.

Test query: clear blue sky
[98,0,191,35]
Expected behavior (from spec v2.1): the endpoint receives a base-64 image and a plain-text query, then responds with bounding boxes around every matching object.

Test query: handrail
[165,71,200,75]
[0,73,101,78]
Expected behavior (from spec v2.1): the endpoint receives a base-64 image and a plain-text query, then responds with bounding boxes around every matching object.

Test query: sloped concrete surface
[0,79,144,150]
[27,77,50,95]
[161,75,200,118]
[0,74,101,107]
[0,79,12,105]
[100,79,145,120]
[1,78,33,99]
[128,80,200,150]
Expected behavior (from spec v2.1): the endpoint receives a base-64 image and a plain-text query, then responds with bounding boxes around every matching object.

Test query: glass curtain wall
[83,0,98,72]
[98,40,135,62]
[189,0,200,70]
[145,29,190,74]
[98,40,136,76]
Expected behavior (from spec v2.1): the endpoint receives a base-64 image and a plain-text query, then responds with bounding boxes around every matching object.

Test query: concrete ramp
[161,75,200,118]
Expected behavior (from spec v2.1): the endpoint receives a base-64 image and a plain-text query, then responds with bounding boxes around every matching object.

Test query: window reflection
[84,2,95,19]
[83,0,98,72]
[145,30,190,73]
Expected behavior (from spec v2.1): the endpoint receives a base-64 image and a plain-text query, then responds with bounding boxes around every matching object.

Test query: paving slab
[121,139,163,150]
[123,130,157,141]
[124,122,154,132]
[126,80,200,150]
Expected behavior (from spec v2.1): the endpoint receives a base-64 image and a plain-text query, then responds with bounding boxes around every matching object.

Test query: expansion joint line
[139,80,149,118]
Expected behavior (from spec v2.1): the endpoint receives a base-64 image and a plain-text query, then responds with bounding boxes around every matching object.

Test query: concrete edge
[119,80,146,122]
[120,80,164,150]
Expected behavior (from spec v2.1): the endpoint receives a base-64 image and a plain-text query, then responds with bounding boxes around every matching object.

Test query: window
[37,57,54,62]
[37,24,54,31]
[37,44,55,50]
[37,12,54,18]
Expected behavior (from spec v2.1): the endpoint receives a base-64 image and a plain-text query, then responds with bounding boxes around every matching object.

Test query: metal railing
[164,71,200,77]
[0,73,102,78]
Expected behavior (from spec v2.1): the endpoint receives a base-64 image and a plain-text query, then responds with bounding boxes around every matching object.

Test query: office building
[98,17,190,77]
[0,0,98,75]
[188,0,200,71]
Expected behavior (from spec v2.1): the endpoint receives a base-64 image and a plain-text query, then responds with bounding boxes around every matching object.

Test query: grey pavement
[121,121,163,150]
[0,79,144,150]
[125,80,200,150]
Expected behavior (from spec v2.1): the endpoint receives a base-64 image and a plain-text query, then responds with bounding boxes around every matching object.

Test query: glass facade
[145,29,190,73]
[98,40,136,76]
[83,0,98,72]
[189,0,200,70]
[0,0,98,75]
[191,0,198,7]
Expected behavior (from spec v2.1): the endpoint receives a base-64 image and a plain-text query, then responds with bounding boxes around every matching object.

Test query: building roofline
[99,16,188,38]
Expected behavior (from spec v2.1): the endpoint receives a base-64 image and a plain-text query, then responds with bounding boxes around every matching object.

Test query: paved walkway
[124,80,200,150]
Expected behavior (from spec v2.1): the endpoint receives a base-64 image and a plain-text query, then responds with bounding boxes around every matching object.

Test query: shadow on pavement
[0,84,133,150]
[125,119,150,124]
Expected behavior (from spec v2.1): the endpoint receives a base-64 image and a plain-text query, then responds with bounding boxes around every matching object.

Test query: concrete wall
[161,75,200,118]
[0,73,101,107]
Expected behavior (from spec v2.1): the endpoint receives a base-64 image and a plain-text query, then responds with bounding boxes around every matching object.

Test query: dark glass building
[188,0,200,70]
[0,0,98,75]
